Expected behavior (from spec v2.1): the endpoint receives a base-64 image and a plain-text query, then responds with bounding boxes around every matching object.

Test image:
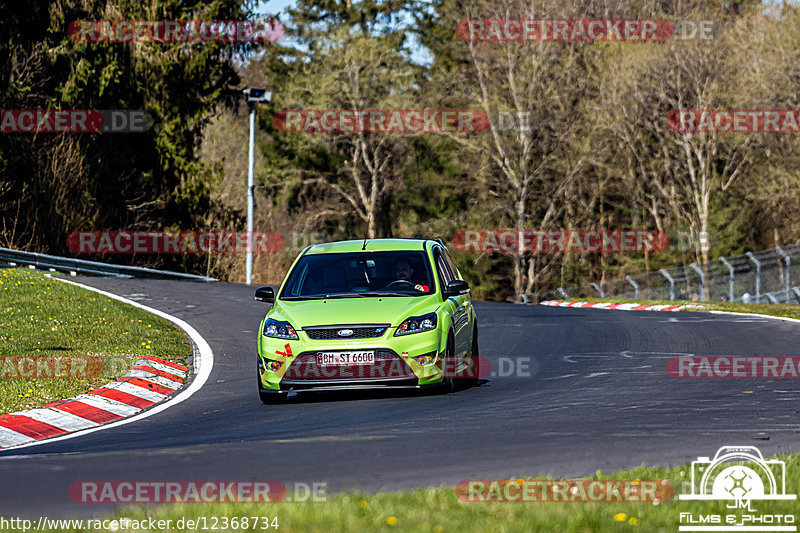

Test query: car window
[434,248,454,288]
[284,261,307,295]
[442,248,460,280]
[280,251,434,299]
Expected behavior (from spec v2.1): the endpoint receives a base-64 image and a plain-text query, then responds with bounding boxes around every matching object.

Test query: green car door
[432,244,471,358]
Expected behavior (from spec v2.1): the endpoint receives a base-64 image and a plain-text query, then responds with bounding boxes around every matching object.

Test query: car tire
[257,361,287,404]
[443,333,458,392]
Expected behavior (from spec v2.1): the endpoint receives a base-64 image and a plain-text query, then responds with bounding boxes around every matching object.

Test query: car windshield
[279,251,435,300]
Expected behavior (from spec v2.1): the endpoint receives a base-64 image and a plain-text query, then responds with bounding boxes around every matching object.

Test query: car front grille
[304,325,389,340]
[284,349,416,380]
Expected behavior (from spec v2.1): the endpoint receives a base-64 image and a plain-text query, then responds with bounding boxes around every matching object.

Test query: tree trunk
[367,209,376,239]
[513,190,526,301]
[700,215,710,301]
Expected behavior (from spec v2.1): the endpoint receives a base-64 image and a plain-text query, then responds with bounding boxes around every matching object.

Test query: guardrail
[530,243,800,304]
[0,247,217,282]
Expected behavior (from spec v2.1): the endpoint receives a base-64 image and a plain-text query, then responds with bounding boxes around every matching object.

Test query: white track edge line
[1,276,214,451]
[706,309,800,325]
[539,301,694,312]
[543,299,800,324]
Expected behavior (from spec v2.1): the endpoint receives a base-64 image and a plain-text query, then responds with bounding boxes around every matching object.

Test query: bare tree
[595,17,755,283]
[429,0,602,299]
[272,28,416,238]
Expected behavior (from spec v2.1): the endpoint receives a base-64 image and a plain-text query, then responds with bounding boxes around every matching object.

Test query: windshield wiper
[283,291,415,300]
[358,291,413,297]
[283,293,369,300]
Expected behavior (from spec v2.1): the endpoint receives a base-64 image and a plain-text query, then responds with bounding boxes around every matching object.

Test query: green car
[255,238,478,403]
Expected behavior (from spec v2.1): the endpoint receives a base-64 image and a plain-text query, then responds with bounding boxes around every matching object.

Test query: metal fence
[0,247,217,282]
[534,243,800,304]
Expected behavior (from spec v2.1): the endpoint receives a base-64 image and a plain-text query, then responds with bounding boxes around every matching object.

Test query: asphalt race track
[2,278,800,518]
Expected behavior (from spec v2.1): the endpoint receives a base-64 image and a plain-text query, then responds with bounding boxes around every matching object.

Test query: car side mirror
[443,279,469,298]
[254,286,275,303]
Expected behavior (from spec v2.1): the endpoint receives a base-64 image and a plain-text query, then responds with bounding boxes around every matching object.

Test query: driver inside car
[392,259,430,293]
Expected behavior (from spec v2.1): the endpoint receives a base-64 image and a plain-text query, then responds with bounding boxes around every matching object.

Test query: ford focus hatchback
[255,238,478,402]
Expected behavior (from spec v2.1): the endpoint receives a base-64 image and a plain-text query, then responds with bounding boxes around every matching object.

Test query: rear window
[280,251,434,300]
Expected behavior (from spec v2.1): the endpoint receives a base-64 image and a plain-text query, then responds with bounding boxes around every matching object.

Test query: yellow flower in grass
[629,517,639,526]
[359,500,367,509]
[614,513,627,522]
[386,516,398,526]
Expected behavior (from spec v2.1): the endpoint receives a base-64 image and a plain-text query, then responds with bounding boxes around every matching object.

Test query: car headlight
[263,318,299,340]
[394,312,438,336]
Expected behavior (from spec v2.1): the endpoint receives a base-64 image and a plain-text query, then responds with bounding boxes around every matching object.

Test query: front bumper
[257,327,444,392]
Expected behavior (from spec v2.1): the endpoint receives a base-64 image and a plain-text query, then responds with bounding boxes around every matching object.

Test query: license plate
[316,351,375,366]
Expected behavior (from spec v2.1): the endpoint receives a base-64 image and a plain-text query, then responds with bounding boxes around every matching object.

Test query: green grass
[20,456,800,532]
[557,296,800,321]
[0,267,191,413]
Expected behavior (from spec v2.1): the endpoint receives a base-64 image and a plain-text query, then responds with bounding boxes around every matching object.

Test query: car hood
[270,295,442,328]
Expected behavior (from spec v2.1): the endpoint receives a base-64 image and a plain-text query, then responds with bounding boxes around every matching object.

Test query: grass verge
[21,456,800,532]
[0,267,191,413]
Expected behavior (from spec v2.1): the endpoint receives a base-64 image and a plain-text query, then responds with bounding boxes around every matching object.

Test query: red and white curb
[540,300,702,312]
[0,276,213,451]
[0,356,188,449]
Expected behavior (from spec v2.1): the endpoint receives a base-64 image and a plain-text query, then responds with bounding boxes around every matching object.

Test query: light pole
[243,88,271,285]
